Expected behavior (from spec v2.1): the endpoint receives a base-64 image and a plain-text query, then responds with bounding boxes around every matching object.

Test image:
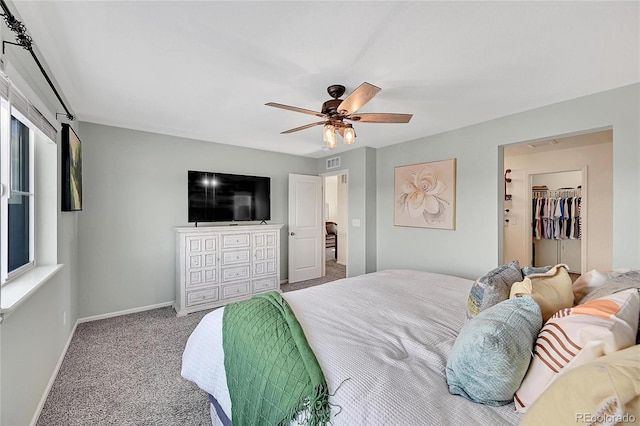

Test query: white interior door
[288,174,322,283]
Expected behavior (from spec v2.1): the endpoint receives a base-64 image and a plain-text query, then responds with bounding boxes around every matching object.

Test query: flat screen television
[188,171,271,223]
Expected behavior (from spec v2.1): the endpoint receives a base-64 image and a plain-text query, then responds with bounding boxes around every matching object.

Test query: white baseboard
[30,300,175,425]
[30,319,79,426]
[77,301,174,323]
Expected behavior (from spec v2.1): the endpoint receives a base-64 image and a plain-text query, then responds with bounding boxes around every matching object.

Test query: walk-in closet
[502,129,613,273]
[530,172,582,272]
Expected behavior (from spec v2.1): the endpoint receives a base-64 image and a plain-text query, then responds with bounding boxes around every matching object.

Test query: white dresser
[174,224,283,316]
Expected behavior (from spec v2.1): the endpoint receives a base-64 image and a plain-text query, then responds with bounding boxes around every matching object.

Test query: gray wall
[0,10,80,422]
[1,122,79,426]
[364,147,377,273]
[77,123,317,318]
[376,84,640,279]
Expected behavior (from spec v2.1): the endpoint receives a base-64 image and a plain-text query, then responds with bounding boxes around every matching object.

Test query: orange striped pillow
[514,288,639,413]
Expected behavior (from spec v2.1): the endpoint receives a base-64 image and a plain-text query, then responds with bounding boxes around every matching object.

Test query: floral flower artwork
[394,159,456,229]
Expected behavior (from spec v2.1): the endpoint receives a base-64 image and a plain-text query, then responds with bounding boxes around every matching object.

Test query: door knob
[290,232,295,236]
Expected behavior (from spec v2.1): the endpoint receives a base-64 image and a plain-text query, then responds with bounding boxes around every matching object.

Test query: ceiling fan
[266,82,413,149]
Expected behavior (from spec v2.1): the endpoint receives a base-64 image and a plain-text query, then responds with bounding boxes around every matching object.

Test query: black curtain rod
[0,0,75,120]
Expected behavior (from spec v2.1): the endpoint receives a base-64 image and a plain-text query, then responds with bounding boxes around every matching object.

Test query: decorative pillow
[576,270,640,344]
[466,260,522,320]
[514,288,640,413]
[580,270,640,304]
[447,296,542,406]
[521,344,640,426]
[522,265,553,277]
[572,269,611,304]
[510,264,574,322]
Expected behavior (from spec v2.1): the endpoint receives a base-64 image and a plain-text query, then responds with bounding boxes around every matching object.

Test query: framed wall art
[394,158,456,229]
[61,123,82,211]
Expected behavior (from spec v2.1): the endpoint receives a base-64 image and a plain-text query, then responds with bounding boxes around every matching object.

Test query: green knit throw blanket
[222,291,330,426]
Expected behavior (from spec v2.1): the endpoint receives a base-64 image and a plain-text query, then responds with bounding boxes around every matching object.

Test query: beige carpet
[281,248,346,292]
[37,255,344,425]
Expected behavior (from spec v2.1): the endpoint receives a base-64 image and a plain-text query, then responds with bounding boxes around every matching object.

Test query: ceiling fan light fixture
[266,82,413,148]
[343,125,356,145]
[323,124,337,149]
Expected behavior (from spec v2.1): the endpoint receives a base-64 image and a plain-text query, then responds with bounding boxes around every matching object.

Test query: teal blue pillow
[446,296,542,406]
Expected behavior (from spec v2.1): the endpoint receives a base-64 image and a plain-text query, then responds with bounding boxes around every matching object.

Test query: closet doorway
[322,172,347,279]
[502,129,613,273]
[530,170,583,272]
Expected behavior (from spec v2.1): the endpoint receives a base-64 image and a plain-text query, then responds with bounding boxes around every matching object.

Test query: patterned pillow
[510,264,574,322]
[447,296,542,406]
[466,260,522,320]
[514,288,640,413]
[521,345,640,426]
[575,270,640,344]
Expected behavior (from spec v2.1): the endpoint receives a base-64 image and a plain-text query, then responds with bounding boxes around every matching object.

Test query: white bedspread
[182,269,521,425]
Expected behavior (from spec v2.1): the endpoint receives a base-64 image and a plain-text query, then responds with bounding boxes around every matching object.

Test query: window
[7,116,34,275]
[1,100,37,283]
[0,86,56,286]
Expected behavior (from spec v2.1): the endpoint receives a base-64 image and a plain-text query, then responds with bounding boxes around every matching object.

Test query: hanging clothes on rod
[532,187,581,240]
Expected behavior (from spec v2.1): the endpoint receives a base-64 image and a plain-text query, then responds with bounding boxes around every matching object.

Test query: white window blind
[0,73,57,142]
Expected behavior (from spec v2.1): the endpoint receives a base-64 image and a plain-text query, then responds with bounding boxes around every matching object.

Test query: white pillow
[572,269,610,304]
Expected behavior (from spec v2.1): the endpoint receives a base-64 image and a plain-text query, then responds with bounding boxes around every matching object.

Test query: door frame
[320,169,349,277]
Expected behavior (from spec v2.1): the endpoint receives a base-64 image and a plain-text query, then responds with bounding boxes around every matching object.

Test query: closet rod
[532,189,581,198]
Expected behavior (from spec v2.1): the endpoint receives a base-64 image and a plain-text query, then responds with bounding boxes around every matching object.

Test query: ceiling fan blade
[281,121,326,134]
[266,102,326,118]
[336,82,381,115]
[347,113,413,123]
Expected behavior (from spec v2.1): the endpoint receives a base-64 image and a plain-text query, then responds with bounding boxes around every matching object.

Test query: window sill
[0,264,64,318]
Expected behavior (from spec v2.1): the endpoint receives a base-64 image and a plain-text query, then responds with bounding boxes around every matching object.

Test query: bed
[181,269,522,425]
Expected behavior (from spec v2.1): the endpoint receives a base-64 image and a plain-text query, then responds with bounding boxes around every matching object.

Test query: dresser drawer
[186,267,218,288]
[186,235,218,253]
[186,287,219,307]
[253,260,277,277]
[221,265,251,282]
[221,233,250,249]
[221,281,250,300]
[221,249,251,266]
[254,246,277,262]
[252,276,278,293]
[188,252,217,269]
[253,231,277,248]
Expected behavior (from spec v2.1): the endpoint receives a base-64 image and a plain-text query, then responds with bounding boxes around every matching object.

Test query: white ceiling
[8,1,640,158]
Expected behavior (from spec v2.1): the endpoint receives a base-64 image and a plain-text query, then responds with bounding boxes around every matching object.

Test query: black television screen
[188,171,271,223]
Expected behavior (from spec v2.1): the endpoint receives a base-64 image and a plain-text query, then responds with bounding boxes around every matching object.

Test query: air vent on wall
[326,156,340,169]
